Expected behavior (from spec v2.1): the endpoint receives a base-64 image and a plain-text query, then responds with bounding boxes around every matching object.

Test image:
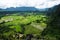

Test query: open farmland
[0,12,48,40]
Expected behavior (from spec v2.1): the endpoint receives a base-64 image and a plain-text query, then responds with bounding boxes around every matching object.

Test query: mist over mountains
[0,4,59,12]
[0,7,48,11]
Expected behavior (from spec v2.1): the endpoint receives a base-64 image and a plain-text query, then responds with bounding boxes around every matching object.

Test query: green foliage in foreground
[0,14,47,39]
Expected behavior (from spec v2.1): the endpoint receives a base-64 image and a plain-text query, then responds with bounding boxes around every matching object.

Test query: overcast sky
[0,0,60,9]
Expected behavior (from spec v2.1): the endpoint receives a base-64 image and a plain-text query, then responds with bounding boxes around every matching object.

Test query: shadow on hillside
[41,4,60,40]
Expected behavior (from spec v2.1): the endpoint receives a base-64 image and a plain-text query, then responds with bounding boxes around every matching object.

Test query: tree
[41,4,60,40]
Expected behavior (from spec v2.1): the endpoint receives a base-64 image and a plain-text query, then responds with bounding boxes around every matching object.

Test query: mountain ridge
[0,7,48,11]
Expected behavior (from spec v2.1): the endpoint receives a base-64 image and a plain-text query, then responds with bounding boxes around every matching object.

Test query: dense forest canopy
[41,4,60,40]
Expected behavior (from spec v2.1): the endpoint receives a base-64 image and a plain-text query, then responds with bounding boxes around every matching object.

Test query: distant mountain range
[0,4,59,12]
[0,7,48,11]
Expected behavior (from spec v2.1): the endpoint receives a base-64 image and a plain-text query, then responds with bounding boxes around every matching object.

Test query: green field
[0,12,48,40]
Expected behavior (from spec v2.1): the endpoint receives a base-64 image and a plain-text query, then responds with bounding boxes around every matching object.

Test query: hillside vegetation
[0,12,47,40]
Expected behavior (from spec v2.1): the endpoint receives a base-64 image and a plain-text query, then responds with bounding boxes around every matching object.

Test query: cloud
[0,0,60,9]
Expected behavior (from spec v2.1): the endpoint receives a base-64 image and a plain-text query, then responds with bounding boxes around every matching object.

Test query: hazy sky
[0,0,60,9]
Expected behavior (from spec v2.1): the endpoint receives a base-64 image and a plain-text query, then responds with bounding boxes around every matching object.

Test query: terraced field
[0,14,47,40]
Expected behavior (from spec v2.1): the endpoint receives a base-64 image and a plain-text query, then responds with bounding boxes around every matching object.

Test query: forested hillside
[41,4,60,40]
[0,4,60,40]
